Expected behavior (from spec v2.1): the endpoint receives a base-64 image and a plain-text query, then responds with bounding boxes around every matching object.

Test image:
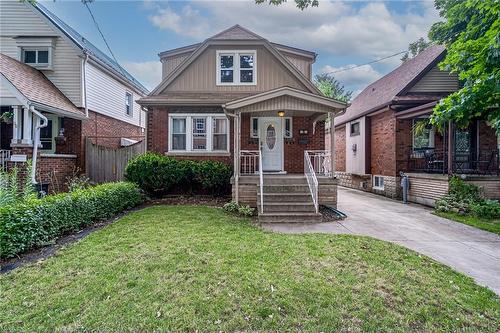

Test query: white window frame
[191,117,207,151]
[21,47,52,69]
[216,50,257,86]
[284,117,293,139]
[250,117,259,138]
[412,118,435,150]
[373,175,385,190]
[168,114,229,153]
[125,92,133,117]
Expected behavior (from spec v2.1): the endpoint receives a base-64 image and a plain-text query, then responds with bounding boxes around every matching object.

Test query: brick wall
[478,120,498,151]
[334,125,346,172]
[370,109,396,177]
[37,155,77,193]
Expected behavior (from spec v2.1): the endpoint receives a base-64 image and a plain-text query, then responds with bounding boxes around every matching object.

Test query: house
[0,1,148,190]
[139,25,347,222]
[332,45,499,206]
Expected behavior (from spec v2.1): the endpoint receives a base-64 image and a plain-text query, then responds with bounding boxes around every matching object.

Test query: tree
[255,0,318,10]
[314,73,352,103]
[401,37,432,62]
[428,0,499,133]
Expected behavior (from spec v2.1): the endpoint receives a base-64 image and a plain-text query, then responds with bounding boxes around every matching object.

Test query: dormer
[14,36,57,70]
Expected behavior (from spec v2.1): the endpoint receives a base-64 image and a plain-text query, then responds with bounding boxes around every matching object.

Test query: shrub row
[0,182,143,258]
[125,153,232,197]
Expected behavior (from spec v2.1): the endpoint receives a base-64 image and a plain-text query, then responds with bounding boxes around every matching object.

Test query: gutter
[29,106,48,184]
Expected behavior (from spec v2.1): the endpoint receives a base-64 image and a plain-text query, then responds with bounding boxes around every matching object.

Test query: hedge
[0,182,143,259]
[125,153,232,197]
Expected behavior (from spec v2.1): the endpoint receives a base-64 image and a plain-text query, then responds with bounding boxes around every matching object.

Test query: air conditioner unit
[360,181,367,189]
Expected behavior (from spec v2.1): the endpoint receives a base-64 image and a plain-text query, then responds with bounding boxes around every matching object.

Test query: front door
[259,117,283,172]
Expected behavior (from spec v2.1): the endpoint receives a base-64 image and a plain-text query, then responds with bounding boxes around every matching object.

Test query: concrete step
[262,176,307,185]
[262,202,316,213]
[258,192,312,202]
[260,184,311,193]
[258,212,322,223]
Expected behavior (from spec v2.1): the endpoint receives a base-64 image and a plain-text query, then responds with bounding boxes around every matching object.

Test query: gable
[407,65,459,94]
[160,45,310,94]
[211,25,262,40]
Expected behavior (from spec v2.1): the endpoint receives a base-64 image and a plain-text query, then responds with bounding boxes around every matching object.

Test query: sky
[40,0,441,96]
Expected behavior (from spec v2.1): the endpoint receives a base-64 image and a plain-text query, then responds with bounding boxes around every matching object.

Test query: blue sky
[40,0,440,95]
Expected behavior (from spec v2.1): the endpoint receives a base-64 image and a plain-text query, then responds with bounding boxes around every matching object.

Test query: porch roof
[0,53,85,119]
[223,86,347,116]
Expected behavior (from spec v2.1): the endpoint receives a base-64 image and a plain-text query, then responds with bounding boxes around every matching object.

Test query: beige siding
[161,53,190,79]
[281,52,311,79]
[0,1,82,107]
[408,65,459,93]
[86,63,145,128]
[163,45,308,93]
[237,95,331,114]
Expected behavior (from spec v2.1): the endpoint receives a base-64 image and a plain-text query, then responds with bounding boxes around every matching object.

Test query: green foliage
[0,161,36,207]
[428,0,500,133]
[401,37,432,62]
[313,73,352,103]
[125,153,232,197]
[66,173,92,192]
[255,0,318,10]
[223,201,255,217]
[0,182,143,258]
[435,176,500,220]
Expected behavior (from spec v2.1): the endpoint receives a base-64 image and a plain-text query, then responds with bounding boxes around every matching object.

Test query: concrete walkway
[263,187,500,295]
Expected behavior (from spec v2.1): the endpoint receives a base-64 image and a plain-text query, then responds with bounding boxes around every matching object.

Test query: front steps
[257,175,322,223]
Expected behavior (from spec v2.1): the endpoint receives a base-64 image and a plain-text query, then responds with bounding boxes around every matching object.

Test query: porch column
[11,105,20,144]
[329,112,336,178]
[447,120,453,175]
[233,113,240,203]
[21,106,33,145]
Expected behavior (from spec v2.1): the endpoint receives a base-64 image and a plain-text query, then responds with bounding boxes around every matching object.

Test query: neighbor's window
[373,175,384,190]
[350,122,360,136]
[412,118,434,150]
[22,48,50,67]
[217,50,256,85]
[169,115,229,152]
[125,92,133,116]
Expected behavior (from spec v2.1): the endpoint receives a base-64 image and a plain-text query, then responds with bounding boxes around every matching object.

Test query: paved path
[263,187,500,295]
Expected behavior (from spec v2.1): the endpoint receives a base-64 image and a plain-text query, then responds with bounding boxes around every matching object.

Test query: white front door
[259,117,283,172]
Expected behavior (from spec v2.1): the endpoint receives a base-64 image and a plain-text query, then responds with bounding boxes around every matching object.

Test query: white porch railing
[0,150,11,171]
[258,148,264,214]
[240,150,260,174]
[306,150,332,176]
[304,150,319,214]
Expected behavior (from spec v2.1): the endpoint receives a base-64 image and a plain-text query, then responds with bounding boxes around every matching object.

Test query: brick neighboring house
[0,1,148,191]
[331,45,499,206]
[139,25,347,222]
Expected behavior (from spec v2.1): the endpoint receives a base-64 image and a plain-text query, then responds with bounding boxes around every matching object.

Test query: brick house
[331,45,499,206]
[139,25,347,222]
[0,1,148,191]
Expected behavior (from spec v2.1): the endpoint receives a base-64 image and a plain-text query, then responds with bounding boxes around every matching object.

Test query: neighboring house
[332,45,499,206]
[139,25,347,222]
[0,1,148,190]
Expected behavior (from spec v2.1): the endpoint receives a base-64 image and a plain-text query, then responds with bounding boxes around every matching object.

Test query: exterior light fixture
[277,111,285,117]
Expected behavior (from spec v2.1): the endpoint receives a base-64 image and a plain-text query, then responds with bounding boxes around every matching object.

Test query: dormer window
[216,50,256,85]
[21,48,51,68]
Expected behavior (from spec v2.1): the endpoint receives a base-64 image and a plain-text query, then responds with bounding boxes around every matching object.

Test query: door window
[266,125,276,150]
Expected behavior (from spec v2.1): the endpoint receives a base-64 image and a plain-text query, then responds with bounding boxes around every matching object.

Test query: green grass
[435,211,500,234]
[1,206,499,332]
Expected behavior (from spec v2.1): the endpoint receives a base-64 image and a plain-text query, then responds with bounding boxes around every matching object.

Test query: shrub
[0,160,36,207]
[223,201,255,217]
[470,199,500,219]
[0,182,143,258]
[125,153,232,197]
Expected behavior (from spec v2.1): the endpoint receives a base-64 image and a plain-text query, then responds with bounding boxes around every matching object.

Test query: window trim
[373,175,385,190]
[21,47,52,69]
[412,118,435,150]
[168,114,229,153]
[125,92,133,117]
[216,50,257,86]
[39,114,59,154]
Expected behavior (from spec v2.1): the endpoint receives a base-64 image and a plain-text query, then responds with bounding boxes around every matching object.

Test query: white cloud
[148,5,210,38]
[122,61,162,90]
[318,64,382,95]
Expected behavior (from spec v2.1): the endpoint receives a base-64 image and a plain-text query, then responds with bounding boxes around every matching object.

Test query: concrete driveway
[263,187,500,295]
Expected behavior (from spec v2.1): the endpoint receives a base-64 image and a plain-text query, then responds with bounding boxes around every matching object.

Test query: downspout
[30,106,48,184]
[223,108,239,203]
[141,106,148,151]
[82,52,89,117]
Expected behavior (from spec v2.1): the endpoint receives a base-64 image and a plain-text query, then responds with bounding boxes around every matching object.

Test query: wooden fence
[85,138,145,183]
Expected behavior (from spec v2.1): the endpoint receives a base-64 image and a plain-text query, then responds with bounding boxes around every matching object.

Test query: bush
[223,201,255,217]
[125,153,232,197]
[0,182,143,258]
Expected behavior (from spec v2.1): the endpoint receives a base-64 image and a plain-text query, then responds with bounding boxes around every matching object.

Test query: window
[284,117,292,138]
[39,114,59,153]
[22,48,50,67]
[373,175,384,190]
[171,118,186,150]
[250,117,292,139]
[350,122,360,136]
[169,115,229,153]
[217,50,256,85]
[250,117,259,138]
[125,92,133,116]
[412,118,434,150]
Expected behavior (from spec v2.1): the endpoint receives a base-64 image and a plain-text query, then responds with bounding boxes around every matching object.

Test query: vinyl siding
[408,65,459,93]
[86,63,145,128]
[281,52,312,79]
[162,53,190,79]
[0,0,82,106]
[163,45,308,93]
[237,95,331,114]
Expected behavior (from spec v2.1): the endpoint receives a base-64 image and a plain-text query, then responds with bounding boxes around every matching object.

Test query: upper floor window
[22,48,51,68]
[216,50,256,85]
[125,92,133,116]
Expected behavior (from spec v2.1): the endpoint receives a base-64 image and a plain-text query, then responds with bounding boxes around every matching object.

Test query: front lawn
[435,211,500,234]
[1,206,498,332]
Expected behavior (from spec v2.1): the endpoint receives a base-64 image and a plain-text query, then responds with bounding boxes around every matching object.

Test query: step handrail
[304,151,319,213]
[258,148,264,213]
